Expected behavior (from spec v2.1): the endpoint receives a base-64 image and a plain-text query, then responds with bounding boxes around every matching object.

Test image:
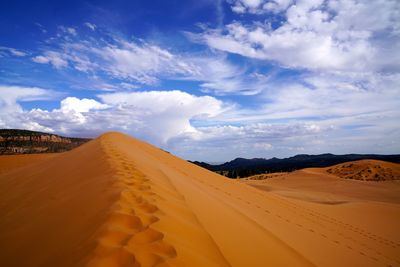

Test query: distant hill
[190,153,400,178]
[0,129,91,154]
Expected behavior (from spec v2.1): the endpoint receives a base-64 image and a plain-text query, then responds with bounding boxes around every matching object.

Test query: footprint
[138,202,158,213]
[108,213,143,233]
[148,241,177,258]
[128,228,163,245]
[88,245,139,267]
[99,229,131,247]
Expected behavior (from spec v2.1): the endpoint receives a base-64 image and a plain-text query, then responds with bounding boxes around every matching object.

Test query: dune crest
[87,133,230,267]
[1,132,400,267]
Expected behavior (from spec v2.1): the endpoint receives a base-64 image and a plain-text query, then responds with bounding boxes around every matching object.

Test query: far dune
[244,162,400,251]
[326,159,400,181]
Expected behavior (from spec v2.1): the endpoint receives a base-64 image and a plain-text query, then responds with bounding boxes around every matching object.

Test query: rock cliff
[0,129,91,154]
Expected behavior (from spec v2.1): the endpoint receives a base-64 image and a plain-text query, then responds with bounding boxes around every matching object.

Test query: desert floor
[0,132,399,267]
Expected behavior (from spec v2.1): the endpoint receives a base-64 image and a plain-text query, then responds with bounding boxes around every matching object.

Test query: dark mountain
[0,129,91,154]
[190,153,400,178]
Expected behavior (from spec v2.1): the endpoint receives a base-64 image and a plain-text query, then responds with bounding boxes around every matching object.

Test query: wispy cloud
[228,0,293,14]
[58,26,77,36]
[84,22,96,31]
[29,29,268,94]
[32,51,68,69]
[0,46,27,57]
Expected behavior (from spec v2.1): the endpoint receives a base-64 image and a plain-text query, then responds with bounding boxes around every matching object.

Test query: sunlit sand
[1,132,399,266]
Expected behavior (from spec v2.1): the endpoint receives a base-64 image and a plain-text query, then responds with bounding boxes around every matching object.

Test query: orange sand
[0,153,56,175]
[1,132,399,266]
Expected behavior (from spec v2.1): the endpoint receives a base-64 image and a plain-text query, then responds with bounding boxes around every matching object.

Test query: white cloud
[168,122,333,160]
[58,26,77,36]
[254,142,273,150]
[259,73,400,121]
[161,70,399,160]
[1,89,226,144]
[198,0,400,73]
[98,90,225,142]
[0,46,27,57]
[1,83,399,161]
[92,40,191,84]
[228,0,293,14]
[32,51,68,69]
[0,85,52,112]
[34,22,47,34]
[181,122,327,141]
[30,31,266,95]
[84,22,96,31]
[4,7,399,162]
[179,54,270,95]
[32,35,198,84]
[60,97,109,113]
[0,85,55,129]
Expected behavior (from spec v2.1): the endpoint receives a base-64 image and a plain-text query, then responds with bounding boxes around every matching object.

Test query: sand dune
[326,159,400,181]
[0,153,56,175]
[1,132,399,266]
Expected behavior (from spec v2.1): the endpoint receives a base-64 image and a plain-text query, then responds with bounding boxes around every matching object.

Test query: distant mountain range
[190,153,400,178]
[0,129,91,154]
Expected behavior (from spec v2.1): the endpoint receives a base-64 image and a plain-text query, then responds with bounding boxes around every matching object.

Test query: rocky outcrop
[0,135,72,143]
[0,129,91,154]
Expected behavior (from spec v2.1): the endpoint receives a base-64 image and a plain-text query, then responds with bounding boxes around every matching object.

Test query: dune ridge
[1,132,399,266]
[87,133,230,267]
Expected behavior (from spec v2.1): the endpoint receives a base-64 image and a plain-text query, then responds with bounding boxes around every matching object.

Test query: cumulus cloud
[197,0,400,73]
[0,85,52,112]
[0,85,55,130]
[162,70,399,160]
[1,89,227,144]
[60,97,109,113]
[1,83,399,161]
[98,90,225,142]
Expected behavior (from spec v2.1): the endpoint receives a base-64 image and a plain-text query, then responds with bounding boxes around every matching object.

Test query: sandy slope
[1,132,399,266]
[0,153,56,175]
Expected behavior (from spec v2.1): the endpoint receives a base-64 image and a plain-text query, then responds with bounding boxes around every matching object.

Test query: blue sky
[0,0,399,161]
